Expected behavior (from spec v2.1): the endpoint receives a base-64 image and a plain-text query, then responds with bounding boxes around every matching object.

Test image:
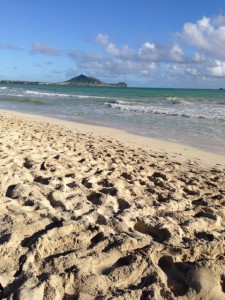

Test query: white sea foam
[76,95,109,99]
[0,93,24,98]
[164,97,190,105]
[105,99,134,105]
[25,90,109,99]
[25,90,76,98]
[115,100,131,105]
[105,102,225,121]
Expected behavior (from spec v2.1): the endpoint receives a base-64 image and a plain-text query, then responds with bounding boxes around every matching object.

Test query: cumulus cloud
[166,63,204,78]
[96,34,134,59]
[208,60,225,77]
[169,45,185,62]
[180,15,225,59]
[96,33,110,45]
[31,42,60,56]
[106,43,121,56]
[96,33,188,64]
[68,47,156,77]
[166,59,225,79]
[192,52,207,63]
[69,14,225,85]
[70,33,190,82]
[138,42,160,61]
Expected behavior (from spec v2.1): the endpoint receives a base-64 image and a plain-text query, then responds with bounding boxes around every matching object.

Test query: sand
[0,110,224,300]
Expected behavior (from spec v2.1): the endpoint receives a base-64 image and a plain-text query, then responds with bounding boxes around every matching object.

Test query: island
[0,74,127,87]
[65,74,127,87]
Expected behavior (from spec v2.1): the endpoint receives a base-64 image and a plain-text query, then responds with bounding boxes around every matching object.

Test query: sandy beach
[0,110,224,299]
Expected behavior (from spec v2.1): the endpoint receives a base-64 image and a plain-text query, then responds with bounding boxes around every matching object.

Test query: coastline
[0,108,224,167]
[0,108,224,298]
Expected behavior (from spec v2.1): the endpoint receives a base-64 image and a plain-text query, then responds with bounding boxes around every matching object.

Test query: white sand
[0,110,224,299]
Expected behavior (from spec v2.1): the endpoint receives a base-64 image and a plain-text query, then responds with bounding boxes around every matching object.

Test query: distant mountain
[0,74,127,87]
[65,74,127,87]
[66,74,102,85]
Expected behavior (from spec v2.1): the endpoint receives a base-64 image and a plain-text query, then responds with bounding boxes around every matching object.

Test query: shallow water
[0,84,225,155]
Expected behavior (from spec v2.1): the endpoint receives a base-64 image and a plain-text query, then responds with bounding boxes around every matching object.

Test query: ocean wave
[105,99,133,105]
[25,90,109,99]
[105,102,225,121]
[25,90,79,98]
[164,97,190,105]
[0,93,24,98]
[76,95,109,99]
[1,87,110,101]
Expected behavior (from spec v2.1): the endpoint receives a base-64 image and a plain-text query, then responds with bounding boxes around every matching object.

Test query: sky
[1,0,225,88]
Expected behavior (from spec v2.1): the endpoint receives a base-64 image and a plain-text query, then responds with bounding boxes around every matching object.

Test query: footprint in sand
[158,255,189,297]
[134,219,171,243]
[102,254,136,276]
[87,191,104,205]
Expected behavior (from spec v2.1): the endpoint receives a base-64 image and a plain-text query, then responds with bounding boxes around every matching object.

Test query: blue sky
[1,0,225,87]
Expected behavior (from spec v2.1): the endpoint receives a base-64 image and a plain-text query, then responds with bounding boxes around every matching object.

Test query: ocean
[0,83,225,155]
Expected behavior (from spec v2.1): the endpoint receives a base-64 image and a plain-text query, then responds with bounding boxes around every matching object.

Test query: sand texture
[0,113,225,300]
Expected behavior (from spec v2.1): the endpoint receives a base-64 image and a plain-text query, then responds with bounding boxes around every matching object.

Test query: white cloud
[186,67,199,76]
[192,52,206,63]
[208,60,225,77]
[96,33,134,59]
[138,42,160,61]
[96,33,110,45]
[106,43,134,58]
[106,43,120,56]
[138,42,152,56]
[169,45,185,62]
[166,63,203,78]
[31,42,60,56]
[68,46,156,77]
[180,15,225,59]
[69,15,225,85]
[144,42,155,50]
[97,33,188,64]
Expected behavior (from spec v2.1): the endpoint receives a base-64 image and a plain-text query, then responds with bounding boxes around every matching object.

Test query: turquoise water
[0,83,225,155]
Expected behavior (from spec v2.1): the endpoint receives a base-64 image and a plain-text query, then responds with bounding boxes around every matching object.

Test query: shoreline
[0,108,224,167]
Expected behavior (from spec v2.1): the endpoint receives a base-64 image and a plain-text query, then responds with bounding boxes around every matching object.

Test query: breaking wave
[105,102,225,121]
[106,99,135,105]
[164,97,190,105]
[0,87,109,100]
[25,90,109,99]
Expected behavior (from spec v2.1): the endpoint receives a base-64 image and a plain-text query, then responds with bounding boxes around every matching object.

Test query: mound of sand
[0,113,224,299]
